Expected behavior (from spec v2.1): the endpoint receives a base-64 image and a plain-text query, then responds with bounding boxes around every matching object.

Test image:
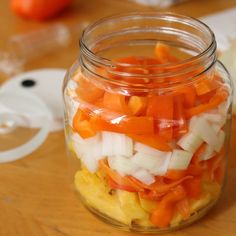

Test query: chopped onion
[134,142,170,157]
[107,155,139,176]
[132,151,169,174]
[150,153,171,176]
[177,132,203,153]
[102,131,133,157]
[200,144,215,161]
[168,149,193,170]
[131,169,155,185]
[73,134,103,173]
[189,116,219,151]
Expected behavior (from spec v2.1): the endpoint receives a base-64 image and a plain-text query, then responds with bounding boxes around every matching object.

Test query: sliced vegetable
[128,134,171,151]
[120,116,154,135]
[132,152,166,173]
[103,92,129,114]
[74,120,97,139]
[134,142,171,157]
[186,87,228,118]
[155,43,179,64]
[99,160,143,192]
[102,131,133,157]
[131,169,155,185]
[108,178,137,192]
[183,177,201,199]
[177,132,203,153]
[150,185,186,228]
[189,116,219,152]
[168,149,193,170]
[128,96,147,115]
[107,155,138,176]
[146,95,174,140]
[215,130,225,153]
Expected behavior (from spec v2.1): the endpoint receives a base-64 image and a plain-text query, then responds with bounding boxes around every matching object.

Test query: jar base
[78,192,219,234]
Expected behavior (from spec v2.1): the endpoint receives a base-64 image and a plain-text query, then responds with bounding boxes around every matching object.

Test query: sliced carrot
[191,143,207,165]
[139,190,166,201]
[72,109,88,129]
[99,160,143,192]
[103,92,130,114]
[148,176,193,193]
[89,115,121,133]
[128,96,147,115]
[183,177,201,199]
[173,94,188,138]
[164,169,186,180]
[175,86,197,108]
[146,95,174,141]
[76,77,104,103]
[185,87,228,118]
[74,120,96,138]
[108,177,138,192]
[120,116,154,135]
[194,78,219,96]
[186,164,206,177]
[176,198,190,220]
[150,185,186,228]
[127,133,171,152]
[154,43,180,64]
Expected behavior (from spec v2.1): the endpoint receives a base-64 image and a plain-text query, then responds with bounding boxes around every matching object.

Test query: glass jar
[63,13,233,233]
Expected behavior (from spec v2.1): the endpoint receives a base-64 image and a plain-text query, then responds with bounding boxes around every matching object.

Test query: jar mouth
[80,12,216,90]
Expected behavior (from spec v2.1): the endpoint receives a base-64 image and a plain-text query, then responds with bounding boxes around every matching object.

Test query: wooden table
[1,0,236,235]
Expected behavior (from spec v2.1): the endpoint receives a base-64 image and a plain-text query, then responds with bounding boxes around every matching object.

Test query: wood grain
[1,0,236,235]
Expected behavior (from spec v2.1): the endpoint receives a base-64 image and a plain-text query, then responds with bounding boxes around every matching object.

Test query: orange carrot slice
[150,185,186,228]
[164,169,186,180]
[99,160,143,192]
[74,120,97,138]
[128,96,147,115]
[183,177,201,199]
[147,95,174,141]
[185,87,228,118]
[155,43,180,64]
[76,77,104,103]
[120,116,155,135]
[103,92,130,114]
[173,94,188,138]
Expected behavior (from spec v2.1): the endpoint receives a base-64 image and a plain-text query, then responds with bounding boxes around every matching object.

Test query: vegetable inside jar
[63,13,233,233]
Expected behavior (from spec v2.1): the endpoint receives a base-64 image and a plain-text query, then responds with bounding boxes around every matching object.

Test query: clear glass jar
[63,13,233,233]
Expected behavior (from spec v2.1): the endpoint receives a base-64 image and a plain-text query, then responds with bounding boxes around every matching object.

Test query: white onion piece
[168,149,193,170]
[189,116,219,151]
[200,144,215,161]
[201,112,226,124]
[72,133,86,144]
[73,134,103,173]
[150,153,171,176]
[131,169,155,185]
[177,132,203,153]
[134,142,170,157]
[132,152,167,172]
[215,130,225,152]
[108,155,139,176]
[211,124,222,133]
[102,131,133,157]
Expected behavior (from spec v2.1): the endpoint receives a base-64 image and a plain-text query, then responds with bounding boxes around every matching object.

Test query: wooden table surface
[1,0,236,235]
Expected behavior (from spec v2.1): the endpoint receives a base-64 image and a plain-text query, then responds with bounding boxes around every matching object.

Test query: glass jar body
[63,13,233,233]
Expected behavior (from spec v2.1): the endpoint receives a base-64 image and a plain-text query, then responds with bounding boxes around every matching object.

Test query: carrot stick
[150,185,186,228]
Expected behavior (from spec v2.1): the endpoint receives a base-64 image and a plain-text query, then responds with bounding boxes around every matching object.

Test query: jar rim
[79,12,217,91]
